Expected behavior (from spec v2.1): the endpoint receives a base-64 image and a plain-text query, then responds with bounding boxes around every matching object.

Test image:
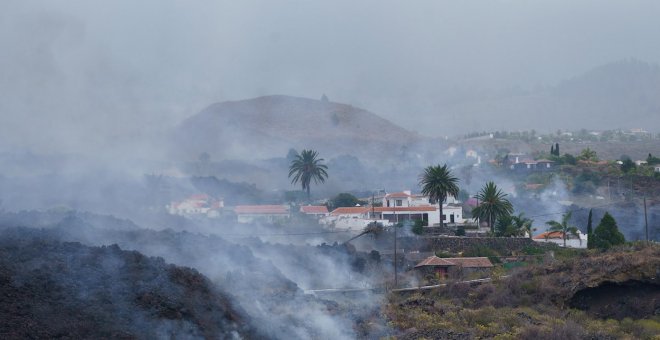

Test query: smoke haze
[3,0,660,156]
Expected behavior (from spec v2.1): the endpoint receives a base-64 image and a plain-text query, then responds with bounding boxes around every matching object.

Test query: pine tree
[550,145,555,156]
[555,143,560,156]
[592,212,625,250]
[586,209,593,249]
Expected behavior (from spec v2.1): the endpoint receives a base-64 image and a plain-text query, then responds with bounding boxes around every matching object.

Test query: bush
[592,212,625,250]
[411,220,425,235]
[464,245,501,264]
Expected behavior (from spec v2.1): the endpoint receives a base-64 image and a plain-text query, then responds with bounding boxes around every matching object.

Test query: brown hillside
[172,95,422,160]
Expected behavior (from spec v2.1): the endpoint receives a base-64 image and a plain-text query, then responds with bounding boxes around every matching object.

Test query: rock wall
[398,236,554,254]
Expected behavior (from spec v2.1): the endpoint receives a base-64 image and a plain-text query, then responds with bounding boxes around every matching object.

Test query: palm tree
[512,213,534,238]
[495,212,533,237]
[288,149,329,201]
[546,211,580,247]
[419,164,459,227]
[472,181,514,233]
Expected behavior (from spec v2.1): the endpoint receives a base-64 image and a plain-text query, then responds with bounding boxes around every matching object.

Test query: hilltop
[171,95,422,161]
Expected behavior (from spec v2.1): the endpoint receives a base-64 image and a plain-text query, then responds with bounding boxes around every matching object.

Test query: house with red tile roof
[168,194,224,218]
[234,205,290,223]
[533,230,587,248]
[414,255,493,280]
[299,205,329,216]
[326,204,464,229]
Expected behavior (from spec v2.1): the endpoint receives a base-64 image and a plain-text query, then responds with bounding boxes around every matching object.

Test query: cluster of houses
[167,189,469,231]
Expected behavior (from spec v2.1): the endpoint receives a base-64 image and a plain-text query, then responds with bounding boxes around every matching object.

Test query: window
[396,199,403,206]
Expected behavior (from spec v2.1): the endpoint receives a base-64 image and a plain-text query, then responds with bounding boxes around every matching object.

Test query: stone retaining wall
[398,236,555,254]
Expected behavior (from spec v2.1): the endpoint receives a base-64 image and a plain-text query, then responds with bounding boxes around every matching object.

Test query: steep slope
[0,229,258,339]
[171,95,421,160]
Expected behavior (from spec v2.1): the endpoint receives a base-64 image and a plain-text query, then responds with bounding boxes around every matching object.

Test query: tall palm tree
[419,164,459,227]
[546,211,580,247]
[472,181,514,233]
[288,149,328,201]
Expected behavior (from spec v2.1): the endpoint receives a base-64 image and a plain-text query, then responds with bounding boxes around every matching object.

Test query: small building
[414,256,493,281]
[168,194,224,218]
[384,190,458,208]
[510,159,554,173]
[533,230,587,248]
[234,205,290,224]
[655,166,660,173]
[300,205,329,217]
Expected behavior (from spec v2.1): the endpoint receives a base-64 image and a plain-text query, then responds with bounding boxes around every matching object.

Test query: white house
[300,205,329,217]
[324,206,387,231]
[384,190,458,208]
[655,165,660,173]
[326,202,465,229]
[168,194,223,218]
[533,230,588,249]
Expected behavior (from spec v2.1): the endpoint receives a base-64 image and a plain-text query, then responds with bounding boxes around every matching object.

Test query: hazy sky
[2,0,660,154]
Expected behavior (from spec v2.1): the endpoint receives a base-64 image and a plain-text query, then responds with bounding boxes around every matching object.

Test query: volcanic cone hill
[171,95,422,161]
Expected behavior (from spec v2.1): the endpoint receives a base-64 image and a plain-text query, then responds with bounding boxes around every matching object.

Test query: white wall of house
[441,205,464,224]
[237,213,289,224]
[533,231,588,249]
[384,193,458,207]
[333,218,391,231]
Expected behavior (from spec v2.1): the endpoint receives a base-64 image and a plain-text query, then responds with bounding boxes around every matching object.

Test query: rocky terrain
[387,243,660,339]
[0,228,257,339]
[0,210,389,339]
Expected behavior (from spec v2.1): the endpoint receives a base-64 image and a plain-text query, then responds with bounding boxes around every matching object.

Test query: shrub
[411,220,425,235]
[592,212,625,250]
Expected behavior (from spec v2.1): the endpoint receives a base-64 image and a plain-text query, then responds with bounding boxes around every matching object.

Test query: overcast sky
[2,0,660,154]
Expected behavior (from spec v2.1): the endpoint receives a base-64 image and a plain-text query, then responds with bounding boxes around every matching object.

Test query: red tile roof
[374,206,437,212]
[330,206,370,215]
[414,256,456,268]
[414,256,493,268]
[300,205,329,214]
[442,257,493,268]
[533,231,565,240]
[234,205,289,215]
[385,192,411,198]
